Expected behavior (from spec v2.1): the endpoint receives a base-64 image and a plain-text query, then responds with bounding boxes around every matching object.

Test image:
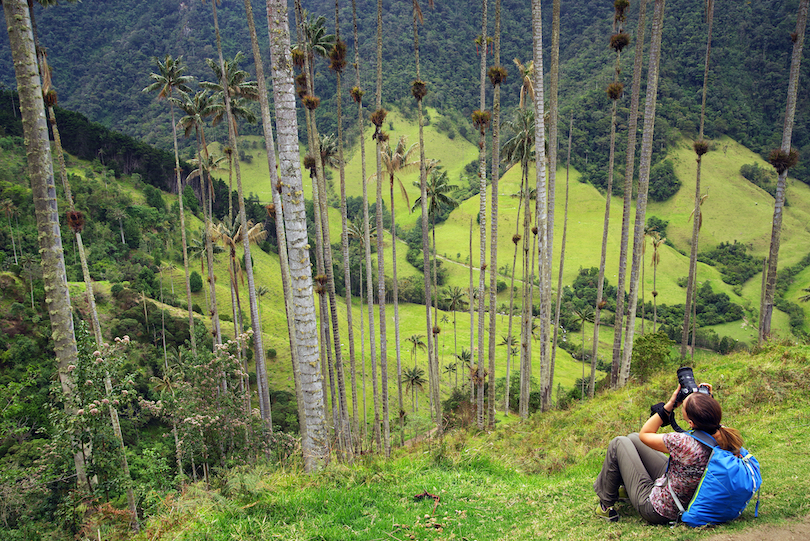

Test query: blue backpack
[668,430,762,527]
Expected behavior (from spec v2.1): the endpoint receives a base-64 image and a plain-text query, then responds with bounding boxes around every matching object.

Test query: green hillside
[131,343,810,540]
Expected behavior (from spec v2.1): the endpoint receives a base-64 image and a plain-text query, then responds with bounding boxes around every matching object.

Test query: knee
[608,435,630,453]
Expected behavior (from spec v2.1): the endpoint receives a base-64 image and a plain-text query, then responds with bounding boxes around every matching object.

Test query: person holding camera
[593,369,744,523]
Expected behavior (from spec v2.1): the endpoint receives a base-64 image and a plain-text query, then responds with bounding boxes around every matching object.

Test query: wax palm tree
[380,136,418,442]
[5,0,92,491]
[612,0,649,388]
[209,217,267,337]
[541,0,561,412]
[406,334,427,370]
[650,232,666,333]
[571,303,594,399]
[265,0,328,471]
[681,1,715,357]
[410,0,441,437]
[442,286,467,367]
[760,0,808,342]
[413,167,459,341]
[203,0,273,434]
[513,58,534,110]
[589,0,629,399]
[402,367,427,412]
[620,0,667,386]
[455,348,472,391]
[144,54,196,354]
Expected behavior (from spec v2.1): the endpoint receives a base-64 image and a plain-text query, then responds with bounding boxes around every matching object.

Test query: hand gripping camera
[675,367,712,405]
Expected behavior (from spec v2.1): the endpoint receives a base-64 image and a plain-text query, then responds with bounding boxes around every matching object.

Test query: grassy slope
[67,119,810,416]
[135,344,810,540]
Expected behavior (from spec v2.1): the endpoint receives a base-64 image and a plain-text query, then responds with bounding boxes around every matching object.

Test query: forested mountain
[1,0,809,184]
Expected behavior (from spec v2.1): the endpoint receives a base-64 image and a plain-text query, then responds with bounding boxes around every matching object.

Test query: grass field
[134,344,810,541]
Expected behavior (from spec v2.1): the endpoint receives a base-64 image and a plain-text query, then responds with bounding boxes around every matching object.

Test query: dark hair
[684,393,743,453]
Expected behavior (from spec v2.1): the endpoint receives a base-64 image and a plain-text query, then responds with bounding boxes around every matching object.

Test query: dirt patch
[704,515,810,541]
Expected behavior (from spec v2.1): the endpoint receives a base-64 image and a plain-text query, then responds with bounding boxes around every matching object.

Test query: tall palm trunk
[540,0,560,411]
[265,0,328,472]
[4,0,89,490]
[375,0,391,457]
[590,4,627,398]
[503,167,525,415]
[469,218,475,404]
[332,0,360,452]
[531,0,549,411]
[612,0,648,387]
[550,115,573,409]
[681,0,715,357]
[413,0,440,439]
[209,0,272,435]
[518,167,532,419]
[620,0,666,386]
[759,0,808,342]
[475,0,488,431]
[486,0,502,428]
[47,92,139,524]
[352,0,370,447]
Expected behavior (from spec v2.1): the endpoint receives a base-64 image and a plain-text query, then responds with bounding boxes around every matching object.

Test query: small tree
[630,331,674,383]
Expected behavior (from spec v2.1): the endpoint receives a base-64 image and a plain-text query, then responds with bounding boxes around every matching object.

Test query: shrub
[189,271,203,293]
[110,283,124,297]
[630,331,675,383]
[648,159,681,202]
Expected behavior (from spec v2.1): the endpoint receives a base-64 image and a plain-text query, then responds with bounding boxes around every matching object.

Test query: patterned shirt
[649,432,712,519]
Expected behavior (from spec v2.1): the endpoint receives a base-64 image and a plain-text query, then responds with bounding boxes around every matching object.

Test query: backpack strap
[667,431,716,523]
[687,430,718,448]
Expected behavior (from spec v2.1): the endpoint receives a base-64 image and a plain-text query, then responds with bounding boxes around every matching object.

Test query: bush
[110,283,124,297]
[267,348,277,359]
[189,271,203,293]
[630,331,675,383]
[648,159,681,202]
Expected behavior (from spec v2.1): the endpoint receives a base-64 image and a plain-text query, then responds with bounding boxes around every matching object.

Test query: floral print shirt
[649,432,712,519]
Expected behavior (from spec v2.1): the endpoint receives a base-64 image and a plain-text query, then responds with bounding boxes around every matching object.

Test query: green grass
[135,344,810,540]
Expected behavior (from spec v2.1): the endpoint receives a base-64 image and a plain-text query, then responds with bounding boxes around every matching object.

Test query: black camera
[675,367,711,404]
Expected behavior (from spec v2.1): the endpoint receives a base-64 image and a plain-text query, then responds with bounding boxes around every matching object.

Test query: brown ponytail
[684,393,744,453]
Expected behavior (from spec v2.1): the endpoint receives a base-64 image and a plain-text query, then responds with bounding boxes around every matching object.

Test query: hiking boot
[595,503,619,522]
[618,486,629,501]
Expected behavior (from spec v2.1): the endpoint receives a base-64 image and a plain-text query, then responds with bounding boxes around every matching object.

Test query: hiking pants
[593,432,670,524]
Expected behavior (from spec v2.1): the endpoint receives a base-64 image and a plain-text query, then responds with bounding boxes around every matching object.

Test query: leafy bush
[189,271,203,293]
[630,331,675,383]
[740,162,777,197]
[698,241,764,286]
[648,159,681,202]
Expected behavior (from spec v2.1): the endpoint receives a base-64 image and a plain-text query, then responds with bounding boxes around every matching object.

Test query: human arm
[638,386,680,453]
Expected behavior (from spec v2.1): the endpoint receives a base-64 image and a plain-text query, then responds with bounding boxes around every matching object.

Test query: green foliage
[698,241,764,286]
[630,331,675,383]
[645,215,669,237]
[740,162,778,197]
[189,271,203,293]
[648,159,681,202]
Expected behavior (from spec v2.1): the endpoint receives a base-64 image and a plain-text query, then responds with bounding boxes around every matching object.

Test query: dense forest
[2,0,810,183]
[2,0,810,538]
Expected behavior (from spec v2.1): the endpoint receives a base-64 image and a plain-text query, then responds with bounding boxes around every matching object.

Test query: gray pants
[593,433,670,524]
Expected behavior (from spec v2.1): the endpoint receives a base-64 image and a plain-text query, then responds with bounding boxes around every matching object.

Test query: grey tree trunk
[542,0,560,410]
[620,0,666,385]
[4,0,90,491]
[611,0,647,388]
[487,0,502,428]
[681,0,714,358]
[531,0,548,411]
[265,0,328,472]
[244,0,306,439]
[759,0,808,342]
[475,0,488,431]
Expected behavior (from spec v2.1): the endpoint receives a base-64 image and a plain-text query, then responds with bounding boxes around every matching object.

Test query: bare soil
[704,515,810,541]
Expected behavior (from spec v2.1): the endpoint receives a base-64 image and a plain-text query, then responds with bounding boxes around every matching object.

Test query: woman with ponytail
[593,383,744,523]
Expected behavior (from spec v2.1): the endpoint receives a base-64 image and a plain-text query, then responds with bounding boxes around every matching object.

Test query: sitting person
[593,383,743,523]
